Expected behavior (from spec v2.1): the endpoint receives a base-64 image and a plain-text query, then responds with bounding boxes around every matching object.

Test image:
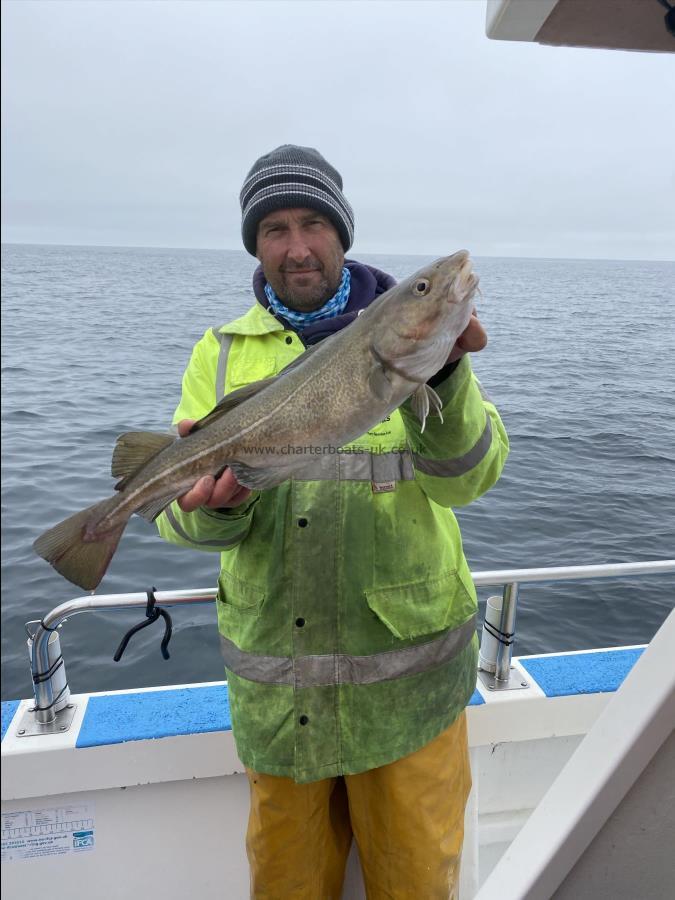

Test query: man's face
[256,208,345,312]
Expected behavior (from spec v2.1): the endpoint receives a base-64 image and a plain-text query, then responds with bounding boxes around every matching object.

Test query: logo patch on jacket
[371,481,396,493]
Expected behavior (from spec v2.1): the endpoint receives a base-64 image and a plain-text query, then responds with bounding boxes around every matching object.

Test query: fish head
[370,251,480,382]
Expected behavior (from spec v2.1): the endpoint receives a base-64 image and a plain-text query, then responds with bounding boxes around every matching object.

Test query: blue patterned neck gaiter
[264,267,351,328]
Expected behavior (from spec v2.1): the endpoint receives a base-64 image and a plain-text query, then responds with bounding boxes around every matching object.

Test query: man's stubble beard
[267,248,344,312]
[278,272,334,312]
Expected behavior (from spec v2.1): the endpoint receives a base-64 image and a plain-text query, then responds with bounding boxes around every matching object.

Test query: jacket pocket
[218,570,266,616]
[365,570,472,640]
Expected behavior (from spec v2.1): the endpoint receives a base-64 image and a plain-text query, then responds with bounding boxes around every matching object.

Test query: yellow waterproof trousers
[245,711,471,899]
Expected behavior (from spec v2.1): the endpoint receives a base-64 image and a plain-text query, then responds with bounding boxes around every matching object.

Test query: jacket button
[299,715,309,726]
[295,617,305,628]
[297,517,308,528]
[285,335,293,344]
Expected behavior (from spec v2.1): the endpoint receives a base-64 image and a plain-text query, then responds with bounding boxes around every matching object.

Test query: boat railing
[23,560,675,729]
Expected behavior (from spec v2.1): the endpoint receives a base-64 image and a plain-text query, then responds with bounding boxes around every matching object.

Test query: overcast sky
[2,0,674,260]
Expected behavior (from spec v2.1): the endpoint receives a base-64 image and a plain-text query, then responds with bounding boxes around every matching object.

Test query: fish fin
[135,491,183,523]
[188,379,277,434]
[428,385,444,422]
[371,335,451,384]
[411,384,430,432]
[111,431,177,488]
[188,343,328,435]
[228,461,300,491]
[368,361,394,403]
[33,497,128,592]
[411,384,444,433]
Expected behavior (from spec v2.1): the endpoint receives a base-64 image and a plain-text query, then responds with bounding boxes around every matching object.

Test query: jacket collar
[216,302,284,336]
[217,258,396,341]
[250,258,397,344]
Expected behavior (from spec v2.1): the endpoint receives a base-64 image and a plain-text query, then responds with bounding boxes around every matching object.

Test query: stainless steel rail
[471,560,675,587]
[31,589,217,724]
[28,561,675,723]
[473,560,675,683]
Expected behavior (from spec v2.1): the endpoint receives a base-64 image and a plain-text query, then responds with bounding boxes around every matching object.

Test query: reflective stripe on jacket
[157,301,509,782]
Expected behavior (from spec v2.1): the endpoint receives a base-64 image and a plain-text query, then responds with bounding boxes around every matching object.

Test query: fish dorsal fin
[187,377,278,434]
[112,431,177,489]
[188,342,327,435]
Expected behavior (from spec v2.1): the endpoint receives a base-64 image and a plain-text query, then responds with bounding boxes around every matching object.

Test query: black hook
[113,587,173,662]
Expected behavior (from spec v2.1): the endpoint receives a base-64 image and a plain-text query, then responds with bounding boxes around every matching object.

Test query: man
[157,144,509,899]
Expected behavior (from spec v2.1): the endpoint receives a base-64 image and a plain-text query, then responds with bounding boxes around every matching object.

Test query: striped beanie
[240,145,355,256]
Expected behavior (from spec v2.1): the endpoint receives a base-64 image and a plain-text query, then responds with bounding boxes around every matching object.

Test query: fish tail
[33,496,129,592]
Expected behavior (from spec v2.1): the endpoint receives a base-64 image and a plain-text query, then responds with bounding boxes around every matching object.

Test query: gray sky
[2,0,674,260]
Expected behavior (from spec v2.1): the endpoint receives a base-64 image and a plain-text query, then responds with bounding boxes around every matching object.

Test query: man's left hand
[448,311,487,363]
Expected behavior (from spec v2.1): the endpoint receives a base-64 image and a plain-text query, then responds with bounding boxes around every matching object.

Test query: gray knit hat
[240,144,355,256]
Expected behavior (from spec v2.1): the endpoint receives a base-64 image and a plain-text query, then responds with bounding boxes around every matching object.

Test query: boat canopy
[486,0,675,53]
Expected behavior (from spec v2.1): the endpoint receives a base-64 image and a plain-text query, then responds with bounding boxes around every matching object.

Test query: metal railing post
[29,623,68,725]
[494,581,519,683]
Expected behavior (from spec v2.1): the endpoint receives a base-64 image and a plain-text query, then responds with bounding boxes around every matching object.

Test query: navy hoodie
[252,258,396,346]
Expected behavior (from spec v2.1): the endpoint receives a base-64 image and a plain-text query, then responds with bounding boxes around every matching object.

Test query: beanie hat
[240,144,355,256]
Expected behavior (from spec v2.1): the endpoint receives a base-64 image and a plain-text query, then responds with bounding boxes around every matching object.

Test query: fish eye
[413,278,430,296]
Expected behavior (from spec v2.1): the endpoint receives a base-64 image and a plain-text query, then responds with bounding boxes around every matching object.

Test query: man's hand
[176,420,252,512]
[448,310,487,363]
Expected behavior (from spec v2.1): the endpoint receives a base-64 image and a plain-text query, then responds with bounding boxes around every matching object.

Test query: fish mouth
[440,251,478,302]
[458,257,478,295]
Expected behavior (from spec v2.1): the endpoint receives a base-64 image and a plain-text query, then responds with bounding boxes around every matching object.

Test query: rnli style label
[371,480,396,493]
[1,802,95,861]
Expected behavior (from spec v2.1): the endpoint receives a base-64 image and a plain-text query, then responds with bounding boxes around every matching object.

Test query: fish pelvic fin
[112,431,177,489]
[410,384,444,433]
[228,460,301,490]
[33,497,129,592]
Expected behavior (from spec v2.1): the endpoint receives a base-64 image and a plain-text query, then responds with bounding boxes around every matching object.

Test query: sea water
[1,243,673,700]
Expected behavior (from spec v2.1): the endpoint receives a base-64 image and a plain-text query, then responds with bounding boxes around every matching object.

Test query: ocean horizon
[3,240,674,265]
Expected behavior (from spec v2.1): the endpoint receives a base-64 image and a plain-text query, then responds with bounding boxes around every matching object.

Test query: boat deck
[1,641,659,898]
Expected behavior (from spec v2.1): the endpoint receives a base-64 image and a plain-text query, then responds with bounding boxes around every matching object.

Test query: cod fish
[34,250,479,591]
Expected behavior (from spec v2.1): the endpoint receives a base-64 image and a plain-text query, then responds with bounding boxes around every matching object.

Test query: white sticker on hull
[1,803,95,861]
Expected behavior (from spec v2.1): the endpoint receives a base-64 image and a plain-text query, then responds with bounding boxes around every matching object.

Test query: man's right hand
[176,419,252,512]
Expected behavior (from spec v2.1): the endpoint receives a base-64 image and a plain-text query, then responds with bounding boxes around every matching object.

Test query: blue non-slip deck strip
[75,680,483,748]
[76,684,232,748]
[11,649,640,748]
[520,647,644,698]
[1,700,21,742]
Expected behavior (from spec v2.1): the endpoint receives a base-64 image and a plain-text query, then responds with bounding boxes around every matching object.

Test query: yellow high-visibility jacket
[158,300,509,782]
